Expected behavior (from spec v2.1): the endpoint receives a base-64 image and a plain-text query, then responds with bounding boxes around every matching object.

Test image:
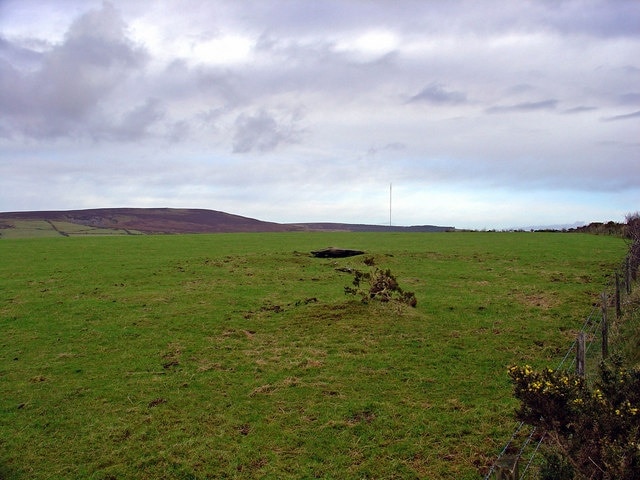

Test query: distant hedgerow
[344,265,417,307]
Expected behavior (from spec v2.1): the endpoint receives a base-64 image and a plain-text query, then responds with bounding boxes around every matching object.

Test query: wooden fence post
[627,256,632,295]
[494,454,519,480]
[577,332,586,377]
[601,292,609,360]
[615,273,622,319]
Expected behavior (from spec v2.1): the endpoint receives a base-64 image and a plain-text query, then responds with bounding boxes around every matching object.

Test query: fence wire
[483,258,632,480]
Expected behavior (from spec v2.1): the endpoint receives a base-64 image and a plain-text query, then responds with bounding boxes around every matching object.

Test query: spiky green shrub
[344,266,417,307]
[508,357,640,479]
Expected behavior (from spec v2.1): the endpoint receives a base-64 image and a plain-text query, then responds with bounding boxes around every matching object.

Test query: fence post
[601,292,609,360]
[577,331,586,377]
[615,273,622,319]
[627,256,632,295]
[494,454,519,480]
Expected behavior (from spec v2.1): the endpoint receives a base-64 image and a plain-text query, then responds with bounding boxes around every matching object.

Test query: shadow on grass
[0,463,21,480]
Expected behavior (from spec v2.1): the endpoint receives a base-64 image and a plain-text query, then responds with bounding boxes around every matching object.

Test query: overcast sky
[1,0,639,229]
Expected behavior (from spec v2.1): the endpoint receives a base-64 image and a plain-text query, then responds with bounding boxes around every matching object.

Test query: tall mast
[389,183,392,227]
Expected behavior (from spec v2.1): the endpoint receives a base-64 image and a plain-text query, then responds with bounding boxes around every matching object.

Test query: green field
[0,220,139,238]
[0,232,628,479]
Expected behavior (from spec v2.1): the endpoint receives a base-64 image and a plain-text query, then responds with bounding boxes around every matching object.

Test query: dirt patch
[148,398,167,408]
[513,291,558,309]
[161,343,182,369]
[346,409,376,425]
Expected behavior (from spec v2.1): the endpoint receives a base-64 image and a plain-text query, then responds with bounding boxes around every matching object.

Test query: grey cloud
[37,2,146,119]
[232,109,302,153]
[486,99,558,114]
[621,65,640,75]
[601,110,640,122]
[0,2,147,139]
[563,106,598,114]
[505,84,536,95]
[407,83,467,105]
[541,0,640,38]
[165,120,190,143]
[159,60,241,107]
[597,140,640,148]
[618,92,640,104]
[0,36,43,70]
[219,0,640,41]
[252,34,399,95]
[95,98,165,141]
[61,2,142,66]
[366,142,406,156]
[0,58,26,117]
[379,142,406,152]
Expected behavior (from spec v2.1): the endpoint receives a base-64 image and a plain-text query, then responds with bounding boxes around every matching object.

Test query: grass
[612,283,640,368]
[0,232,628,479]
[0,219,139,238]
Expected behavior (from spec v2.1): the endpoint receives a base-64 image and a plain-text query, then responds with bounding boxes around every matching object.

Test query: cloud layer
[1,0,639,228]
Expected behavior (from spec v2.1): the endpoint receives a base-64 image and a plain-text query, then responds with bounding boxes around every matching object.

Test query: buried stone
[310,247,365,258]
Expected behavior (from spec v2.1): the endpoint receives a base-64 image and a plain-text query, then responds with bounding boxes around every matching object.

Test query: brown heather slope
[0,208,454,235]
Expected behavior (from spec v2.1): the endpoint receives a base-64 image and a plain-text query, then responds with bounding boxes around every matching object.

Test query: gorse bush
[344,265,417,307]
[508,357,640,479]
[539,453,573,480]
[626,212,640,281]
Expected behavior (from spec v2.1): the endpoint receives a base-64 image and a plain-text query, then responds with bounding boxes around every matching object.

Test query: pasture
[0,232,628,479]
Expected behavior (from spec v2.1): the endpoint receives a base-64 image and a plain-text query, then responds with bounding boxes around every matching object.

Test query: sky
[1,0,639,230]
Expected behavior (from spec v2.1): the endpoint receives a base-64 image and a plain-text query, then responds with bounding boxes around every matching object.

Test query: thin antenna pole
[389,183,392,227]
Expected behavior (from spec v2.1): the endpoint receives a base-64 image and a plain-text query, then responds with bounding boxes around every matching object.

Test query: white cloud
[334,29,399,61]
[192,34,254,66]
[1,0,639,228]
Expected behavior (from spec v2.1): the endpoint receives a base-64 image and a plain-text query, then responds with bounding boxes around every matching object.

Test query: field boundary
[484,251,637,479]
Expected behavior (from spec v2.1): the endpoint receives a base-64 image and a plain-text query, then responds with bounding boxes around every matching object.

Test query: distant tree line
[566,221,627,236]
[542,214,640,250]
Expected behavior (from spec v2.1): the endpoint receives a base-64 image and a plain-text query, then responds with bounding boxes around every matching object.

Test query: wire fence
[483,254,636,480]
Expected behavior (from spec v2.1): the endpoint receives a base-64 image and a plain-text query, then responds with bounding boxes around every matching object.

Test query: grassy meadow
[0,232,628,479]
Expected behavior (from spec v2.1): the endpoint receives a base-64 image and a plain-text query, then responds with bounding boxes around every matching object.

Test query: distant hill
[288,222,454,233]
[0,208,454,237]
